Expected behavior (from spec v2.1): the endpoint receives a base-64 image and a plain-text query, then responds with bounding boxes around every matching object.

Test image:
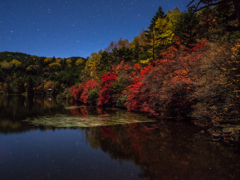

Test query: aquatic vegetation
[25,109,155,128]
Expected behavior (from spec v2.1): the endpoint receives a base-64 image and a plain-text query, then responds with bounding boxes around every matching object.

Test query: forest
[1,0,240,124]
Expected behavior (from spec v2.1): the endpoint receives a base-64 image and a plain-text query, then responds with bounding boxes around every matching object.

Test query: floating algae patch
[64,106,82,110]
[24,111,155,128]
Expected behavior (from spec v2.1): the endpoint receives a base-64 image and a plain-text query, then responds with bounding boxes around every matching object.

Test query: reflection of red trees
[36,85,41,91]
[97,108,107,115]
[99,127,116,140]
[99,123,156,161]
[126,124,155,159]
[35,98,42,105]
[69,106,89,116]
[69,109,81,116]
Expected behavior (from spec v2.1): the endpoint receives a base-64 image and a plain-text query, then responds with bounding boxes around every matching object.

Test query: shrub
[66,93,72,101]
[97,73,117,106]
[191,41,240,123]
[88,89,99,101]
[80,80,98,103]
[124,43,206,118]
[116,95,128,108]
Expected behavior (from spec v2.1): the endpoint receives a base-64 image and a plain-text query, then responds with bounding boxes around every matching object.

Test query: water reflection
[0,95,66,120]
[0,95,68,133]
[82,123,240,180]
[0,95,240,179]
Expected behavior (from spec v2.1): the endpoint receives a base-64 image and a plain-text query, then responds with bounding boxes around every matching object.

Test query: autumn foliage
[97,73,117,106]
[66,3,239,123]
[68,41,208,120]
[121,43,206,118]
[69,79,98,103]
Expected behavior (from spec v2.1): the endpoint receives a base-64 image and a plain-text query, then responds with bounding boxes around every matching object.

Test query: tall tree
[174,8,200,46]
[81,51,102,80]
[148,6,166,32]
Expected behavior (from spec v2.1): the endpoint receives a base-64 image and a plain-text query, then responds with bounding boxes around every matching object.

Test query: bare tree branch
[188,0,228,12]
[187,0,239,25]
[187,0,195,7]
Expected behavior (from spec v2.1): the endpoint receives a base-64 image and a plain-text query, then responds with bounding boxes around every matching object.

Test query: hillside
[0,51,87,94]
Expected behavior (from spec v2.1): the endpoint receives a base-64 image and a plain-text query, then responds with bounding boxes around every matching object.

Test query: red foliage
[69,80,98,103]
[36,85,41,91]
[71,86,83,101]
[69,85,75,93]
[68,41,206,118]
[123,65,158,115]
[123,43,206,118]
[80,79,98,103]
[111,60,141,78]
[97,72,117,106]
[192,42,206,52]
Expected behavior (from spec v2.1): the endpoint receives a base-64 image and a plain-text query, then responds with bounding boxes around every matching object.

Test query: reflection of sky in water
[0,129,143,180]
[1,96,240,179]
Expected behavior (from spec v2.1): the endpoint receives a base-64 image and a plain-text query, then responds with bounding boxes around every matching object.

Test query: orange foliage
[123,42,206,118]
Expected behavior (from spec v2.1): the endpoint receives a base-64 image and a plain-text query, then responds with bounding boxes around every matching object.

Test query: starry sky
[0,0,190,58]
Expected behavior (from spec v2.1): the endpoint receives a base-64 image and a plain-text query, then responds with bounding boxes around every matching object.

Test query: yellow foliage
[10,59,22,67]
[44,57,52,63]
[129,31,147,49]
[55,58,62,63]
[147,10,179,58]
[75,58,84,66]
[43,80,54,90]
[155,17,175,44]
[26,65,39,71]
[0,60,12,69]
[66,58,71,64]
[31,55,37,60]
[49,62,61,67]
[139,59,150,64]
[82,51,101,80]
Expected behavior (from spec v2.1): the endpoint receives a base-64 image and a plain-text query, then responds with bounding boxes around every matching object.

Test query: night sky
[0,0,190,58]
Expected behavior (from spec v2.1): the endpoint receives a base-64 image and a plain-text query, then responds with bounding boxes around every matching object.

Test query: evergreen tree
[148,6,166,32]
[174,8,200,47]
[133,41,141,61]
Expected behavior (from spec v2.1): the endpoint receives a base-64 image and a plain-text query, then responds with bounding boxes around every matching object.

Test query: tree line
[1,0,239,123]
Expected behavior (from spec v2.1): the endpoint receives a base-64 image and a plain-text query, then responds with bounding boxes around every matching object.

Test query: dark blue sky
[0,0,190,58]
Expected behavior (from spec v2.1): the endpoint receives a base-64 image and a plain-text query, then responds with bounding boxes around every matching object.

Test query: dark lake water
[1,95,240,180]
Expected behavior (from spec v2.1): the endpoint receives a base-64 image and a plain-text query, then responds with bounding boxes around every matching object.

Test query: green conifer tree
[174,8,200,47]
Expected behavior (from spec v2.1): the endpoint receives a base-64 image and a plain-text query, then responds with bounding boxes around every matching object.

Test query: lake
[0,95,240,180]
